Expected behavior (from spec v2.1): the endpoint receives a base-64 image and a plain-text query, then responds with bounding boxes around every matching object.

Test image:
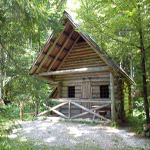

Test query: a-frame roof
[29,11,135,84]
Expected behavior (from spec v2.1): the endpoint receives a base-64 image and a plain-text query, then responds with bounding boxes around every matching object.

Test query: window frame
[68,86,75,98]
[100,85,109,98]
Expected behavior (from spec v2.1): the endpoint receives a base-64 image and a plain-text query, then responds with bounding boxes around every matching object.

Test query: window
[68,86,75,98]
[100,85,109,98]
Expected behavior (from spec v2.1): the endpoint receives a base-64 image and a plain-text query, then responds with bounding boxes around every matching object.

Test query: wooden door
[81,81,92,109]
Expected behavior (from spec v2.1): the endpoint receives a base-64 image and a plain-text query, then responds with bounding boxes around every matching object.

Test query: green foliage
[76,0,150,122]
[76,0,150,85]
[0,138,49,150]
[110,121,118,128]
[0,0,67,105]
[0,0,67,127]
[146,132,150,137]
[0,105,21,143]
[126,115,146,134]
[0,138,104,150]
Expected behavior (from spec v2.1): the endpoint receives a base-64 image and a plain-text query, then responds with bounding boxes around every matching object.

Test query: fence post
[68,102,71,119]
[35,100,38,117]
[20,100,24,120]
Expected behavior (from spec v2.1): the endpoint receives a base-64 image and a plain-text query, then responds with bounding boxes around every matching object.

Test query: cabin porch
[37,69,116,122]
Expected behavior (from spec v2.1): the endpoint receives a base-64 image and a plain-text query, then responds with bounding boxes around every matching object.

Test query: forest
[0,0,150,149]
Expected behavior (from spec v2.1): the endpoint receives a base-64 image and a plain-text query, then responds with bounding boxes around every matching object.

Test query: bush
[126,115,146,134]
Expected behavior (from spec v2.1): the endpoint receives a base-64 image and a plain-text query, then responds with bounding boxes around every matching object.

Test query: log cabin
[29,11,135,122]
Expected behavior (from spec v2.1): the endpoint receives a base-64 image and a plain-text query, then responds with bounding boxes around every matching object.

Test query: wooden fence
[38,98,112,122]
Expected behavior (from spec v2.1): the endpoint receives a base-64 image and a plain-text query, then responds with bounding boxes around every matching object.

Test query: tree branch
[0,41,50,84]
[0,41,25,73]
[112,37,140,49]
[145,45,150,50]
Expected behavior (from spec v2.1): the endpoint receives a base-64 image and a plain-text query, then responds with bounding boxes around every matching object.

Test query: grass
[0,137,144,150]
[0,138,103,150]
[62,118,106,126]
[0,138,49,150]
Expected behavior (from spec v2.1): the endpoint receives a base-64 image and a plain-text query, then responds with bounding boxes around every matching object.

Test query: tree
[76,0,150,123]
[0,0,66,106]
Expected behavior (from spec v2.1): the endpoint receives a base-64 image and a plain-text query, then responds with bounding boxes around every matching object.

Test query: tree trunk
[138,4,150,124]
[20,100,24,120]
[0,47,5,105]
[35,100,39,117]
[140,44,150,123]
[139,30,149,123]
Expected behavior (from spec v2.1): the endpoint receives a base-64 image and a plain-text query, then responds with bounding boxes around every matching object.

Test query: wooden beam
[50,79,110,86]
[39,66,109,76]
[51,102,68,111]
[35,22,69,73]
[49,41,69,52]
[71,102,111,122]
[57,35,80,70]
[110,72,115,121]
[52,109,68,119]
[37,102,68,116]
[47,30,75,71]
[42,53,62,62]
[63,32,75,41]
[35,64,47,70]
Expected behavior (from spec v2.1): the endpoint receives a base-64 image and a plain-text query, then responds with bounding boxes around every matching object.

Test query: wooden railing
[38,98,112,122]
[50,98,111,103]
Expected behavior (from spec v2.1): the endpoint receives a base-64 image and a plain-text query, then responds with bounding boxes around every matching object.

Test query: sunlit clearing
[40,122,50,127]
[49,117,60,123]
[44,137,56,143]
[24,127,34,133]
[105,127,120,133]
[67,126,89,137]
[20,136,27,142]
[127,132,136,136]
[9,134,18,139]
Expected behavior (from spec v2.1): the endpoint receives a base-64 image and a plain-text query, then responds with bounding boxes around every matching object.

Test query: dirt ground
[9,117,150,150]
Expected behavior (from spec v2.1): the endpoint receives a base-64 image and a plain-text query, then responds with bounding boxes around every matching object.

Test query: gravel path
[10,117,150,150]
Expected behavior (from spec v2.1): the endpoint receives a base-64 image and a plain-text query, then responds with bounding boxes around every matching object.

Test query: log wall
[58,41,107,70]
[50,41,122,119]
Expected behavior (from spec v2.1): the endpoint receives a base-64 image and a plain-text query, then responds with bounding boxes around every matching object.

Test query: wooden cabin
[29,11,135,122]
